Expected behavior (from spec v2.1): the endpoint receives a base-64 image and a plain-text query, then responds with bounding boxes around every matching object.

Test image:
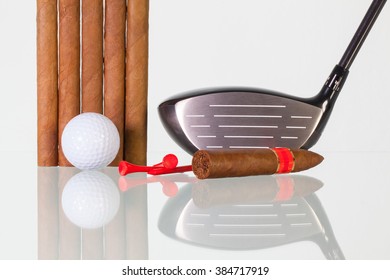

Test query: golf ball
[62,113,120,170]
[61,170,120,229]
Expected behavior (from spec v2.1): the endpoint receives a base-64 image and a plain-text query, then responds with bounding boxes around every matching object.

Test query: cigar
[104,0,126,165]
[58,0,81,166]
[124,0,149,165]
[82,0,103,113]
[192,148,324,179]
[37,0,58,166]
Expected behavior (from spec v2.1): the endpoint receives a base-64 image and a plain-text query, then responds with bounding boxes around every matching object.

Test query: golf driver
[159,0,387,154]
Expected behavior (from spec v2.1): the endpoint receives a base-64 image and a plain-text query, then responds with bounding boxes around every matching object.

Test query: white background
[0,0,389,263]
[0,0,389,158]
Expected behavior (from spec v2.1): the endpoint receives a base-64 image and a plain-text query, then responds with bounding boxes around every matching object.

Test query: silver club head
[159,88,324,154]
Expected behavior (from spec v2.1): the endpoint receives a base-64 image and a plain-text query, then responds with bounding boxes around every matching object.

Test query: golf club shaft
[312,0,387,137]
[339,0,387,70]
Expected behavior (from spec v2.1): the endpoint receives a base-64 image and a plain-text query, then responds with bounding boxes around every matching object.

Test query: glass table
[1,151,390,260]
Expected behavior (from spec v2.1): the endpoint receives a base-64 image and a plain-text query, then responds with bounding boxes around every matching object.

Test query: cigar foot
[192,150,211,179]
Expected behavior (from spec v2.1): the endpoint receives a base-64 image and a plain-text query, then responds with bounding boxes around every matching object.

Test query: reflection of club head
[158,175,344,259]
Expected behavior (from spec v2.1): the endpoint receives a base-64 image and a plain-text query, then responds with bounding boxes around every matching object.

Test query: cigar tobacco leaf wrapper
[192,148,324,179]
[82,0,104,113]
[37,0,58,166]
[58,0,81,166]
[124,0,149,165]
[104,0,126,165]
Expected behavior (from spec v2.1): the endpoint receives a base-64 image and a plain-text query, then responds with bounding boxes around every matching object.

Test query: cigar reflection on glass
[38,167,59,259]
[58,167,81,259]
[123,174,149,260]
[191,175,323,209]
[103,168,126,259]
[81,229,104,260]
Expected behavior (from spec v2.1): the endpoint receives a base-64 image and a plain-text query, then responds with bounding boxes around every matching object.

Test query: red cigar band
[271,148,295,173]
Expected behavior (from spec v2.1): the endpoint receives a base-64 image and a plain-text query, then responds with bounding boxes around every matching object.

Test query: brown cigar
[192,148,324,179]
[37,0,58,166]
[104,0,126,165]
[124,0,149,165]
[58,0,81,166]
[82,0,103,113]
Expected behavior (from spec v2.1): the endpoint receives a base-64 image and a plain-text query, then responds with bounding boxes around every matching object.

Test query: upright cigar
[104,0,126,165]
[58,0,81,166]
[37,0,58,166]
[82,0,103,113]
[192,148,324,179]
[124,0,149,165]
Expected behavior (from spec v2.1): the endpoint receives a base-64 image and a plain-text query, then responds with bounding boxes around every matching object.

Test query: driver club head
[159,87,329,154]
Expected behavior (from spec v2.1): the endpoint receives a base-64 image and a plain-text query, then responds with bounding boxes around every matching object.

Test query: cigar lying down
[192,148,323,179]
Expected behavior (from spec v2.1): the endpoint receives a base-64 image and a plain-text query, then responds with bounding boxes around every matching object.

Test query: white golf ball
[62,113,120,170]
[61,171,120,229]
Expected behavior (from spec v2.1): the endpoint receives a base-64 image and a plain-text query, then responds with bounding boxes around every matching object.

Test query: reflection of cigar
[192,148,324,179]
[58,168,81,259]
[192,175,323,209]
[125,184,149,259]
[103,168,126,259]
[82,0,103,113]
[37,0,58,166]
[124,0,149,165]
[104,0,126,165]
[58,0,81,166]
[38,167,59,259]
[82,229,104,260]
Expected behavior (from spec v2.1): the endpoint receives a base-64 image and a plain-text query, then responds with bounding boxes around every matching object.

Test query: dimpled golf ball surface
[62,113,120,170]
[61,171,120,229]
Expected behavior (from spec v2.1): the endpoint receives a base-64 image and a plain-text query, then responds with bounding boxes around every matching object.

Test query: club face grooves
[159,88,324,154]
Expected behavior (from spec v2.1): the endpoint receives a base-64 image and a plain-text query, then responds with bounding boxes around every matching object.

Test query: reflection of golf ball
[62,113,120,170]
[62,171,120,229]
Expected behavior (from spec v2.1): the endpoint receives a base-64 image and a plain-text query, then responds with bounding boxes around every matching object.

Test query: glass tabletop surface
[1,150,389,260]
